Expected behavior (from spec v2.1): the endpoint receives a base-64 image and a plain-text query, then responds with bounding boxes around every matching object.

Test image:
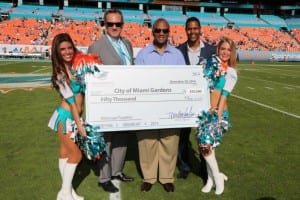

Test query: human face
[218,42,231,63]
[153,20,169,46]
[186,21,201,43]
[59,41,74,66]
[105,13,123,39]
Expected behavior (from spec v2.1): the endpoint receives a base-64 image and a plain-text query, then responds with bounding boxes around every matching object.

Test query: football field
[0,60,299,200]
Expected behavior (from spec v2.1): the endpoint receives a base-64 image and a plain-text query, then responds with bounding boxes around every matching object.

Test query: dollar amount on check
[85,66,210,132]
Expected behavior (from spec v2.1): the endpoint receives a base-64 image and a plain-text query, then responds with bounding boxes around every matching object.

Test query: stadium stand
[0,18,50,45]
[186,12,228,26]
[57,7,102,21]
[120,9,145,24]
[9,4,57,20]
[0,1,299,61]
[121,22,152,47]
[224,13,269,27]
[239,27,299,51]
[285,17,300,29]
[147,10,187,25]
[260,14,288,28]
[0,2,12,13]
[292,28,300,42]
[46,19,102,46]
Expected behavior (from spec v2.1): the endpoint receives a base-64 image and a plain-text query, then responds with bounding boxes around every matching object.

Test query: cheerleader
[48,33,104,200]
[197,37,238,195]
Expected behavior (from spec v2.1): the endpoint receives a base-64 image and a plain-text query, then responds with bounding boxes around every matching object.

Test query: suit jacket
[177,41,216,65]
[87,34,134,65]
[87,34,134,182]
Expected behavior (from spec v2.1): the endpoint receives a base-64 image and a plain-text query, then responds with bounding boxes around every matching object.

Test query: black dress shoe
[177,170,189,179]
[163,183,174,192]
[112,173,134,182]
[141,182,152,192]
[99,181,119,193]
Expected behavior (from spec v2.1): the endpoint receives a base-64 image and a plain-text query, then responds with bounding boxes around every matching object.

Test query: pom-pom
[69,53,102,85]
[196,110,231,148]
[72,121,106,160]
[203,55,222,90]
[72,53,101,71]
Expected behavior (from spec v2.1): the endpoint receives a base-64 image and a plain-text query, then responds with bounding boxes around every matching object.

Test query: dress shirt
[135,44,185,65]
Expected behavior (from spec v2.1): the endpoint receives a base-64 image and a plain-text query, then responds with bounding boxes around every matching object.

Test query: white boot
[204,150,227,195]
[215,173,228,195]
[57,162,77,200]
[71,190,84,200]
[59,158,84,200]
[201,163,214,193]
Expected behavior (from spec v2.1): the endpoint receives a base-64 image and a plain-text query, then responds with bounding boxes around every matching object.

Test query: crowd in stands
[291,28,300,42]
[0,17,299,52]
[201,26,300,52]
[46,19,101,46]
[0,18,50,45]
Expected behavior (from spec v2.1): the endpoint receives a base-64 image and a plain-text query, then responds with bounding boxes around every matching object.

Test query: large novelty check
[85,66,210,132]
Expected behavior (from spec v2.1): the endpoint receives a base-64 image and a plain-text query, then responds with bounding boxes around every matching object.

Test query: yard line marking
[239,68,299,77]
[32,67,50,73]
[264,87,274,90]
[247,86,255,90]
[238,76,300,89]
[232,94,300,119]
[284,87,294,90]
[32,65,50,68]
[240,65,300,72]
[110,180,121,200]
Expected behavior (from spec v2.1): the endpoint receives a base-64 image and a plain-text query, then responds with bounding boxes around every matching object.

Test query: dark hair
[104,8,124,24]
[51,33,77,90]
[185,17,201,28]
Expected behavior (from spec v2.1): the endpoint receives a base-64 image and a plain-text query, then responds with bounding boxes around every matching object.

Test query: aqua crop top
[56,75,85,105]
[213,67,237,97]
[70,78,84,95]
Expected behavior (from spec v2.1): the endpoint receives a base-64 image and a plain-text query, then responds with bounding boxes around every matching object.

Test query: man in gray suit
[88,8,134,193]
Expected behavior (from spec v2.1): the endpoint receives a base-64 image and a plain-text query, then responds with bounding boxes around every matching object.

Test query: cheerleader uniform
[198,65,238,148]
[48,77,84,135]
[197,59,237,195]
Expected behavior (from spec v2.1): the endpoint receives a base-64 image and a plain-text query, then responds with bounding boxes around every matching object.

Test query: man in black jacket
[177,17,216,180]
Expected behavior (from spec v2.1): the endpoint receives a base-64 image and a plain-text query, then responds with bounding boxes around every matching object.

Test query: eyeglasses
[153,28,169,34]
[106,22,123,27]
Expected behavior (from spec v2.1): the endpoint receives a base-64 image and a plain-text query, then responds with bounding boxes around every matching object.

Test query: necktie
[115,41,127,65]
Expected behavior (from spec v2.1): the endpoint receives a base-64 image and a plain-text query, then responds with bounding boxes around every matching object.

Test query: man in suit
[177,17,216,180]
[88,8,134,193]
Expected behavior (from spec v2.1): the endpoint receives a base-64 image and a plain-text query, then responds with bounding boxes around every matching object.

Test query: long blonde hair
[216,37,237,68]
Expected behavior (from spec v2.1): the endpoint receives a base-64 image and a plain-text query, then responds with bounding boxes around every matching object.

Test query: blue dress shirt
[135,44,185,65]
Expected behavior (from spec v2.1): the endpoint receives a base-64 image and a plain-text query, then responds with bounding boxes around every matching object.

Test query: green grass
[0,61,299,200]
[0,60,51,74]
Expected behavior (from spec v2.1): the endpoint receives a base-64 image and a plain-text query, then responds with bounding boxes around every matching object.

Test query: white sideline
[238,75,300,89]
[241,68,299,75]
[284,87,294,90]
[110,180,121,200]
[232,94,300,119]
